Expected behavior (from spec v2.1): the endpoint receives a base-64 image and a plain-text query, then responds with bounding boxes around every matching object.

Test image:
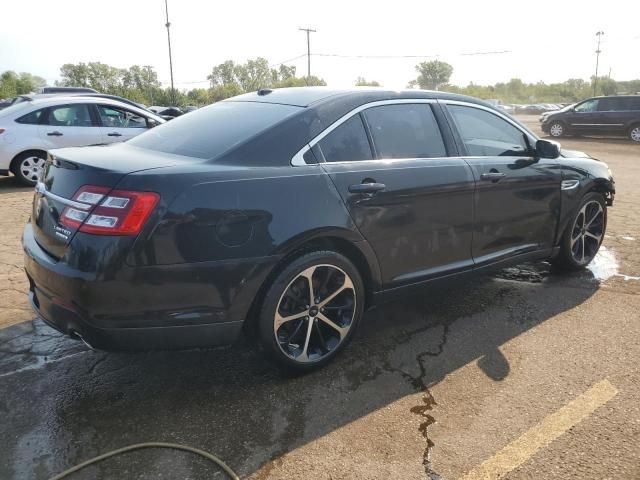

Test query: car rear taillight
[60,185,159,235]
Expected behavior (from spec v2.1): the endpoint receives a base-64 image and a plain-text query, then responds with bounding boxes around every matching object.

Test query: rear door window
[597,98,622,111]
[44,104,94,127]
[363,104,446,159]
[129,101,301,160]
[318,115,373,162]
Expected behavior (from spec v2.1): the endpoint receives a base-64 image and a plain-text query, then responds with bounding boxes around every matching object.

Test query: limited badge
[54,224,72,241]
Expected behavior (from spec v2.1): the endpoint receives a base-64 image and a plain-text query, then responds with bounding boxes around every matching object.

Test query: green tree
[412,60,453,90]
[355,77,380,86]
[0,71,46,98]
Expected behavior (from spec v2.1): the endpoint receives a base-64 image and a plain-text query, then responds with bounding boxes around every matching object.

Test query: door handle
[107,132,122,137]
[46,131,63,136]
[348,182,386,194]
[480,172,506,181]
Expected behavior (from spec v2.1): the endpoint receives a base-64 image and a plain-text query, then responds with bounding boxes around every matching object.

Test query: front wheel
[553,192,607,271]
[629,124,640,143]
[548,121,566,138]
[12,151,46,186]
[256,250,364,372]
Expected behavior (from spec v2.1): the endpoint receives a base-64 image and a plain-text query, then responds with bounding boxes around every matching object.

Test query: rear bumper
[23,223,281,350]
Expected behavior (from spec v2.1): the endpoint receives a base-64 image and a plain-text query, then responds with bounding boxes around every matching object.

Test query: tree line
[1,59,638,107]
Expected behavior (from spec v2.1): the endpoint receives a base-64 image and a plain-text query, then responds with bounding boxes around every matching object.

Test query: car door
[564,98,601,134]
[316,101,475,288]
[443,102,561,267]
[37,103,102,148]
[96,104,151,143]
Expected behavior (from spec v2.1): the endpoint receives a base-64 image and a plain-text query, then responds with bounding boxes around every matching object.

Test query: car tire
[628,124,640,143]
[552,192,607,271]
[256,250,364,372]
[548,121,566,138]
[12,151,46,186]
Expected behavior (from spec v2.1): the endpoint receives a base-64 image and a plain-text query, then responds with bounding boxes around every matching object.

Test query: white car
[0,96,165,185]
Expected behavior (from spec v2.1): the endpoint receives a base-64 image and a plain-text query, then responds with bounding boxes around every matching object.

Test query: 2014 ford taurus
[23,87,615,371]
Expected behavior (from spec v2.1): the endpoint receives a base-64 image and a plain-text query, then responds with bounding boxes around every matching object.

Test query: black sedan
[23,87,615,371]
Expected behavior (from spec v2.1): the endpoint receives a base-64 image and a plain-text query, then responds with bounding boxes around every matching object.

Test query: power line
[269,54,307,68]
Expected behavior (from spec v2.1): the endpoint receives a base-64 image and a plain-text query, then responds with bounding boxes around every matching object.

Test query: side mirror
[147,118,159,129]
[536,139,560,159]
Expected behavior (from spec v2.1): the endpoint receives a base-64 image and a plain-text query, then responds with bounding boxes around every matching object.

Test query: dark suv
[541,95,640,142]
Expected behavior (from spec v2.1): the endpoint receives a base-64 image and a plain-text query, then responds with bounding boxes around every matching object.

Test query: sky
[1,0,638,90]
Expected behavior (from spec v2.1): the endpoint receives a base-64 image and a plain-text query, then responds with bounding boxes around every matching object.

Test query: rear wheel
[256,250,364,372]
[553,192,607,271]
[12,151,46,186]
[629,124,640,143]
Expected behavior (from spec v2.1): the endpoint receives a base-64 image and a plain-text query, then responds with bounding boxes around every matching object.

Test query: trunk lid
[32,143,188,259]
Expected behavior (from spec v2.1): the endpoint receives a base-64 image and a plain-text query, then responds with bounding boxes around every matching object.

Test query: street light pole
[164,0,176,105]
[593,31,604,96]
[299,27,316,82]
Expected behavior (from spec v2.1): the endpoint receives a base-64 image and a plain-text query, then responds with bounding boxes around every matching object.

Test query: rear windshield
[128,101,302,160]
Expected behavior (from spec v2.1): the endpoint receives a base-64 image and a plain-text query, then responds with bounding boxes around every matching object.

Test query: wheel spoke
[319,276,353,308]
[297,317,314,361]
[586,205,603,228]
[571,232,582,247]
[580,236,585,262]
[585,231,602,243]
[314,321,328,352]
[274,311,307,329]
[316,312,349,339]
[300,266,317,306]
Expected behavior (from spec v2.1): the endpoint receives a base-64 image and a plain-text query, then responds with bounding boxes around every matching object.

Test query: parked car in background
[37,86,98,94]
[183,105,198,113]
[541,95,640,142]
[0,96,164,185]
[23,87,614,371]
[149,106,184,120]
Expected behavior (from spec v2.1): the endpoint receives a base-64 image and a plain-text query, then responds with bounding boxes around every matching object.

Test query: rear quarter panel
[120,163,365,266]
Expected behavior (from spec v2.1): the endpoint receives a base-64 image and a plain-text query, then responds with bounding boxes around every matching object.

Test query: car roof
[225,86,496,109]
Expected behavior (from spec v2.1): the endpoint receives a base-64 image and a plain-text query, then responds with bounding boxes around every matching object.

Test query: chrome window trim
[35,182,93,211]
[290,98,438,166]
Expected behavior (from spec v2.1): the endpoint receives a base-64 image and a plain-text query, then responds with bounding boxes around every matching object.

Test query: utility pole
[164,0,176,105]
[593,31,604,96]
[299,27,316,82]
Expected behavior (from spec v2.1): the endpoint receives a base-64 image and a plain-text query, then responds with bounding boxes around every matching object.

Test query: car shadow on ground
[0,262,601,479]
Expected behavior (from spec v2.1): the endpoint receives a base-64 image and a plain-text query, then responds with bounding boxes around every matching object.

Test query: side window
[15,109,45,125]
[448,105,528,157]
[597,98,620,111]
[45,104,94,127]
[363,104,446,159]
[318,115,373,162]
[98,105,147,128]
[574,99,599,113]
